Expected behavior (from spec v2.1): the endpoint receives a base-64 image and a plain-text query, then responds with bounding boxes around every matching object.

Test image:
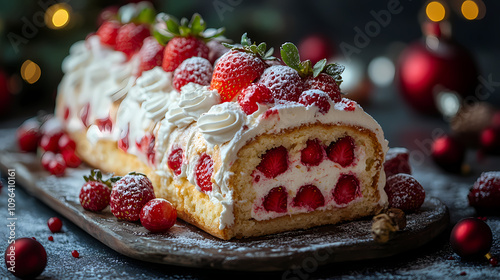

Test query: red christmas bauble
[450,218,492,258]
[0,69,12,116]
[298,33,335,65]
[4,237,47,279]
[397,36,478,115]
[431,135,465,173]
[480,127,500,155]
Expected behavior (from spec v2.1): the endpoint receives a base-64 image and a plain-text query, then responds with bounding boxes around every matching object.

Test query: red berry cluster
[383,147,425,212]
[17,117,82,177]
[78,170,177,233]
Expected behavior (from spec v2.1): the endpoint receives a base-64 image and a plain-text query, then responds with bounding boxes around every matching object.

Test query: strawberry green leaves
[280,42,344,85]
[83,169,121,189]
[118,1,156,25]
[154,13,225,46]
[222,33,276,61]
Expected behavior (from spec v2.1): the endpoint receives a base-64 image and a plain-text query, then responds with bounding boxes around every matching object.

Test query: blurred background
[0,0,499,145]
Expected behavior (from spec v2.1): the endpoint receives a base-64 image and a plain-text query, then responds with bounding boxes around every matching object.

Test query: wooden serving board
[0,129,449,271]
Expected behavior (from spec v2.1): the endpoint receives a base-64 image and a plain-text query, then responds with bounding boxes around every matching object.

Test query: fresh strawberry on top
[97,20,121,47]
[110,172,156,221]
[114,3,156,58]
[80,169,120,212]
[156,13,224,72]
[116,23,151,59]
[211,33,275,102]
[173,57,213,91]
[268,42,344,103]
[258,65,304,102]
[137,36,165,76]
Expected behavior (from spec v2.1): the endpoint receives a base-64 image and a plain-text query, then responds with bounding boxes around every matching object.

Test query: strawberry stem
[83,169,121,189]
[222,33,277,61]
[280,42,344,84]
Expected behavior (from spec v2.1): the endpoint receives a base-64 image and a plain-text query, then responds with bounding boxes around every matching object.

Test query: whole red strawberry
[137,36,164,76]
[140,198,177,233]
[211,33,275,102]
[115,23,150,59]
[384,147,412,178]
[79,169,119,212]
[237,83,273,115]
[385,174,425,212]
[157,14,224,72]
[97,20,121,47]
[173,57,213,91]
[110,173,156,221]
[468,172,500,213]
[163,36,209,72]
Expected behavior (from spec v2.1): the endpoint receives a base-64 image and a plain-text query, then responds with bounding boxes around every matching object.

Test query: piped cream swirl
[179,83,220,119]
[198,102,245,145]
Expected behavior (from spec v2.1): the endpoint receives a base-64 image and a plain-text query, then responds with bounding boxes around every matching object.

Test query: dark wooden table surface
[1,89,499,279]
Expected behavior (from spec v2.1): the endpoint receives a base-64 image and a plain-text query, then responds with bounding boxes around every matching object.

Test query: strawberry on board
[79,169,121,212]
[155,13,224,72]
[210,33,276,102]
[277,42,345,103]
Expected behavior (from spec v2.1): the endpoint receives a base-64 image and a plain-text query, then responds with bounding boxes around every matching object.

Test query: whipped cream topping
[115,67,178,164]
[58,35,137,133]
[179,83,221,119]
[198,102,245,145]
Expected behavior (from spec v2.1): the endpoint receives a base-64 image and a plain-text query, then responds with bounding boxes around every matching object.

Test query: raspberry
[384,147,412,178]
[385,174,425,212]
[258,65,304,102]
[298,89,331,114]
[110,174,156,221]
[140,198,177,233]
[237,83,273,115]
[468,172,500,212]
[173,57,213,92]
[304,73,341,102]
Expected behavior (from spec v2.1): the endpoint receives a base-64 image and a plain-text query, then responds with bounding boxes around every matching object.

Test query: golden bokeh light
[426,1,446,22]
[20,60,41,84]
[45,4,71,29]
[461,0,479,20]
